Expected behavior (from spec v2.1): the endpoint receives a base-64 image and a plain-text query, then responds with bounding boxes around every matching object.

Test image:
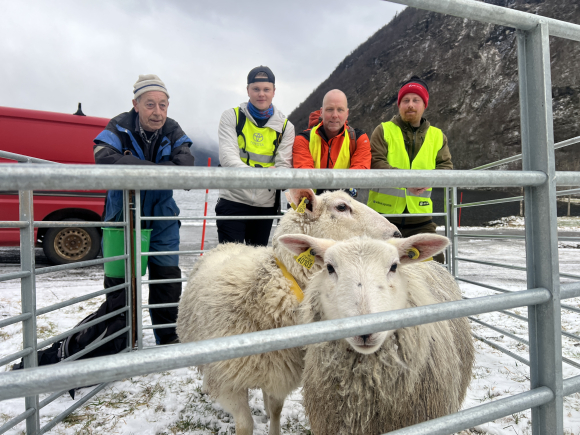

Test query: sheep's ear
[285,189,317,213]
[389,234,449,264]
[277,234,336,265]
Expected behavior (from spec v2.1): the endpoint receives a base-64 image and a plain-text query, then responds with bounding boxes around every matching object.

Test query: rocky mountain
[289,0,580,172]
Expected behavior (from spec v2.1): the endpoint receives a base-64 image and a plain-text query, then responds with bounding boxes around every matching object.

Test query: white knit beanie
[133,74,170,100]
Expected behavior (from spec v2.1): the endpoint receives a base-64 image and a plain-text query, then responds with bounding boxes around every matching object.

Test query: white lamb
[277,233,475,435]
[176,188,401,435]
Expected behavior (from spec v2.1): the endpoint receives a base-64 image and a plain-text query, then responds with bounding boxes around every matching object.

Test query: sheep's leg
[217,388,253,435]
[264,392,284,435]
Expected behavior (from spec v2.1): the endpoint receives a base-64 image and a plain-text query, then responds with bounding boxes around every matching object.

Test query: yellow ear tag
[407,247,420,260]
[290,202,297,210]
[294,248,316,269]
[295,197,308,214]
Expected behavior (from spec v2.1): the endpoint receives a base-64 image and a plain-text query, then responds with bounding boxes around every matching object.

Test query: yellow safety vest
[367,121,443,214]
[308,123,351,169]
[234,107,287,168]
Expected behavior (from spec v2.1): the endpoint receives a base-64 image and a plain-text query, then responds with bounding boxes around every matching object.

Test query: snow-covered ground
[1,212,579,434]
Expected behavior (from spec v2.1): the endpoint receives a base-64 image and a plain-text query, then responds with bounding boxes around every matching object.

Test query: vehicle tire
[43,224,101,265]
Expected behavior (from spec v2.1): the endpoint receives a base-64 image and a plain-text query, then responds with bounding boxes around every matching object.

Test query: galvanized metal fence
[1,0,580,433]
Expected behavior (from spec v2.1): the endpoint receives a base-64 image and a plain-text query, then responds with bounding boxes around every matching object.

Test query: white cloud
[0,0,404,144]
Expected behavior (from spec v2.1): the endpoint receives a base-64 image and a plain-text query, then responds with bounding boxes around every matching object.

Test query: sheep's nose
[393,231,402,238]
[361,334,371,344]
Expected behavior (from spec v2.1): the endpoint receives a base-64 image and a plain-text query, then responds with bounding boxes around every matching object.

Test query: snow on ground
[1,217,580,434]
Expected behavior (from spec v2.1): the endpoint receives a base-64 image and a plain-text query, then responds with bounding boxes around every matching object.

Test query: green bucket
[102,228,152,278]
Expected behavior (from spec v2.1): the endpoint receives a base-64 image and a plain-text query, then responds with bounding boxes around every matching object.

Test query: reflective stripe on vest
[367,121,443,214]
[308,123,351,169]
[234,107,287,168]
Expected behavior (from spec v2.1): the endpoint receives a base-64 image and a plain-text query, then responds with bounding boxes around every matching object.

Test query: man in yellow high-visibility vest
[367,76,452,263]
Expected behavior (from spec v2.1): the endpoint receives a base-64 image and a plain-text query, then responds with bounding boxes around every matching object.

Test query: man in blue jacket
[93,74,194,345]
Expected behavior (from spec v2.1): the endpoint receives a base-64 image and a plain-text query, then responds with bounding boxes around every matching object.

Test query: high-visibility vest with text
[308,123,351,169]
[367,121,443,214]
[234,107,287,168]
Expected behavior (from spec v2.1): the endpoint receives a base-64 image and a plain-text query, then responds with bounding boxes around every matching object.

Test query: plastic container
[102,228,152,278]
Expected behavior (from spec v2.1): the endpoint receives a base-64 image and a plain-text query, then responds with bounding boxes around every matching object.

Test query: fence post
[134,190,143,350]
[123,190,133,351]
[451,187,459,278]
[518,23,563,434]
[19,190,40,434]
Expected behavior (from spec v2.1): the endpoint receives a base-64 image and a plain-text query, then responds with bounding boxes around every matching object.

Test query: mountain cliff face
[288,0,580,171]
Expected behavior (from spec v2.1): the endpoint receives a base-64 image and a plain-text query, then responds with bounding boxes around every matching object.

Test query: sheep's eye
[336,203,348,212]
[327,264,335,274]
[389,263,397,273]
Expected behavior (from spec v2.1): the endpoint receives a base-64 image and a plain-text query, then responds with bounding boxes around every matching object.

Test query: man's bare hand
[407,187,429,195]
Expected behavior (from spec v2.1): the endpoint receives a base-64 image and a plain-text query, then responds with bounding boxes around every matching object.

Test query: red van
[0,106,109,264]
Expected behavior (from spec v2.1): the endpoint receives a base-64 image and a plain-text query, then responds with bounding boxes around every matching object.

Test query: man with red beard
[367,76,452,263]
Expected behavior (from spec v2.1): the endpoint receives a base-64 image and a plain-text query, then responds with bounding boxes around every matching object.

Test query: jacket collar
[239,102,287,133]
[315,121,347,142]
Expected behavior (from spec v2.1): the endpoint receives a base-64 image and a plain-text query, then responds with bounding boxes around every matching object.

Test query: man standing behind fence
[292,89,371,196]
[367,76,452,263]
[93,74,194,345]
[216,65,294,246]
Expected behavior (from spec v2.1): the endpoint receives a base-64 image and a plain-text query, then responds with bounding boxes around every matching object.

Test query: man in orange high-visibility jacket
[293,89,371,196]
[368,76,452,263]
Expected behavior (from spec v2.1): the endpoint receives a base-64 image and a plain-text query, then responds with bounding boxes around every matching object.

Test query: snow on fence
[1,0,580,433]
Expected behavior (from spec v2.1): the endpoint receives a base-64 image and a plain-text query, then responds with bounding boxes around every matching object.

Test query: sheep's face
[278,233,450,355]
[275,189,401,243]
[320,239,407,354]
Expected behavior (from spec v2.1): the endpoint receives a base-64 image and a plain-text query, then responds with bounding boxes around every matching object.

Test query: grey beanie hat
[133,74,170,100]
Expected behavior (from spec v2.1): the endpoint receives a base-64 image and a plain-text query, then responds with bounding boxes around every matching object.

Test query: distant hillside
[289,0,580,171]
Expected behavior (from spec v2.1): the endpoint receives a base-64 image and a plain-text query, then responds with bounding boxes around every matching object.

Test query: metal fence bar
[385,386,553,435]
[456,196,523,208]
[0,221,28,228]
[0,408,36,435]
[456,256,526,271]
[124,189,133,350]
[473,332,530,366]
[142,323,177,330]
[36,306,129,349]
[470,316,528,345]
[0,288,551,401]
[18,190,40,434]
[0,165,549,190]
[561,282,580,299]
[36,283,128,316]
[519,23,563,433]
[141,249,203,256]
[457,276,517,293]
[472,136,580,171]
[457,233,525,239]
[556,172,580,186]
[63,326,131,363]
[38,383,109,435]
[34,221,125,228]
[386,0,580,41]
[0,149,60,164]
[0,270,31,282]
[142,303,178,309]
[34,254,127,276]
[0,312,32,329]
[141,278,187,285]
[0,348,33,368]
[563,375,580,397]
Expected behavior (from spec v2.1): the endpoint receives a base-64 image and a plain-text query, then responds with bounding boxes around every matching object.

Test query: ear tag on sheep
[294,248,316,269]
[290,202,297,210]
[295,197,308,214]
[407,247,420,260]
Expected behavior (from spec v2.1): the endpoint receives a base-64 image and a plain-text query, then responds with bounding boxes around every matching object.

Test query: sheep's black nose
[361,334,371,344]
[394,231,402,238]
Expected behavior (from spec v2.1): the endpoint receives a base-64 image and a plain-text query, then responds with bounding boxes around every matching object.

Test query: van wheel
[43,225,101,265]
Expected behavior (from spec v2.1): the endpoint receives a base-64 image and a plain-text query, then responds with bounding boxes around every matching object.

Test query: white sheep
[176,188,401,435]
[277,233,474,435]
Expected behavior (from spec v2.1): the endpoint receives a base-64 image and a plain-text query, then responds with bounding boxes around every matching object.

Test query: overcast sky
[1,0,405,147]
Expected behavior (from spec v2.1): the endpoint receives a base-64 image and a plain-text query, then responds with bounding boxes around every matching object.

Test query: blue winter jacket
[93,109,194,266]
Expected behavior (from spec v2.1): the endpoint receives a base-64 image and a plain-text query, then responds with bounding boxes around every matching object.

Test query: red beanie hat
[397,76,429,108]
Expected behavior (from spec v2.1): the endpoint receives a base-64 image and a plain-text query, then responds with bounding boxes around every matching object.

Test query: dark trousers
[105,262,182,345]
[216,198,275,247]
[394,220,445,264]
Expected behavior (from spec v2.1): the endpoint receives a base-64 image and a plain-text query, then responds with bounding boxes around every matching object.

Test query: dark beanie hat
[398,76,429,107]
[247,66,275,85]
